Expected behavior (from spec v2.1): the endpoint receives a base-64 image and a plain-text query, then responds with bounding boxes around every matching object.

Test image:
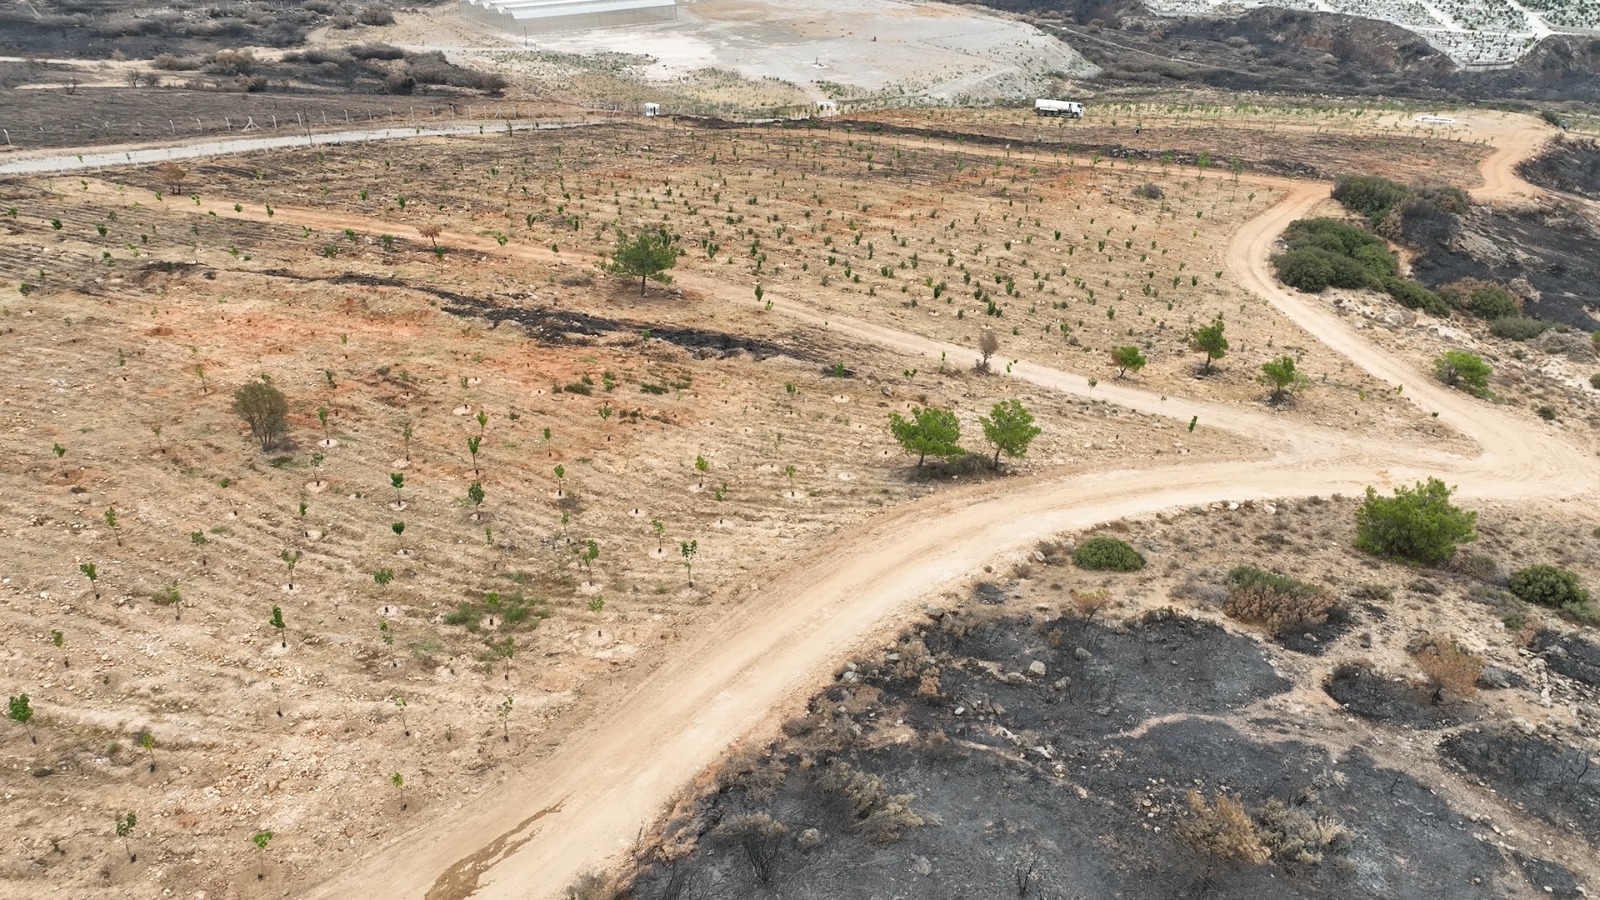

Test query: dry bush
[1410,635,1482,700]
[915,672,942,699]
[718,746,787,803]
[1222,566,1335,635]
[563,871,620,900]
[1070,587,1112,622]
[1255,798,1350,867]
[817,761,924,845]
[1175,790,1269,866]
[713,814,787,887]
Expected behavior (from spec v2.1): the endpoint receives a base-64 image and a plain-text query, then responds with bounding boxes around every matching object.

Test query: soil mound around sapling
[1439,728,1600,842]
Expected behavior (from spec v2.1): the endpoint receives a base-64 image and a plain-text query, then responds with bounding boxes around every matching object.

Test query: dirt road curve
[38,112,1587,899]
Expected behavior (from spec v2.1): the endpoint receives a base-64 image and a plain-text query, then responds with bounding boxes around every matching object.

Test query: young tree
[680,539,698,587]
[392,521,406,551]
[553,464,566,497]
[467,481,485,516]
[400,419,414,464]
[103,506,121,546]
[390,472,405,509]
[887,406,964,467]
[280,549,301,590]
[493,636,515,681]
[7,693,35,744]
[317,406,331,444]
[1258,355,1310,403]
[392,694,410,736]
[80,561,100,600]
[1434,350,1491,397]
[975,329,1000,374]
[252,830,273,880]
[1355,477,1477,564]
[651,519,665,552]
[980,400,1042,468]
[581,539,599,573]
[1189,315,1229,374]
[139,731,156,772]
[497,694,513,742]
[605,226,682,296]
[466,435,482,478]
[232,381,289,451]
[391,771,408,811]
[417,223,443,249]
[269,604,287,647]
[115,811,138,863]
[1110,345,1147,379]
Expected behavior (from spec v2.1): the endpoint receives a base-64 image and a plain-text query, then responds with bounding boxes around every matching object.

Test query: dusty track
[31,111,1590,899]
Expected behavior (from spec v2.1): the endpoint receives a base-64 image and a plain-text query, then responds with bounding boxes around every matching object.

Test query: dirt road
[39,111,1583,899]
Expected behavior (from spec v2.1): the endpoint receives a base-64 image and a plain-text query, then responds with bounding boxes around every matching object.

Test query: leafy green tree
[374,567,394,588]
[1355,477,1477,564]
[139,731,156,772]
[8,693,35,744]
[1258,355,1310,403]
[651,519,665,551]
[605,226,682,296]
[103,506,121,546]
[680,539,698,587]
[232,381,289,451]
[979,400,1042,468]
[252,830,273,880]
[389,472,405,509]
[1074,537,1146,571]
[1110,345,1147,378]
[467,481,485,514]
[887,406,964,467]
[115,811,137,862]
[466,435,482,478]
[1189,315,1229,374]
[280,549,301,590]
[80,561,100,600]
[493,636,516,681]
[317,406,331,443]
[1434,350,1491,397]
[392,695,409,736]
[498,695,514,742]
[269,604,286,647]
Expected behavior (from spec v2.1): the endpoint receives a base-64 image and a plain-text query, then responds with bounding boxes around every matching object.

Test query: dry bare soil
[0,106,1594,900]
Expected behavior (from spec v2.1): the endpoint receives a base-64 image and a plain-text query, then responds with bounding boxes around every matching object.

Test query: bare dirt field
[0,101,1595,900]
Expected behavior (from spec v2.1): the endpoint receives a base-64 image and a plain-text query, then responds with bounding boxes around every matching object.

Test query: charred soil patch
[1517,137,1600,201]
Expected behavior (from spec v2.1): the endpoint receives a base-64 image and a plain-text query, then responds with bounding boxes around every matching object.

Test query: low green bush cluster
[1074,536,1145,572]
[1271,218,1444,314]
[1331,176,1410,222]
[1489,317,1552,341]
[1508,564,1589,610]
[1438,279,1520,320]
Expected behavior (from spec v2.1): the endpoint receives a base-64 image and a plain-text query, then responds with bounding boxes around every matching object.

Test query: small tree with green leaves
[80,561,100,600]
[581,539,599,573]
[317,406,331,444]
[400,420,414,463]
[1355,477,1477,564]
[681,539,698,587]
[980,400,1042,468]
[232,381,289,451]
[102,506,121,546]
[139,731,156,772]
[694,454,709,486]
[498,694,514,742]
[252,830,273,880]
[391,772,408,811]
[553,464,566,497]
[466,435,482,478]
[8,693,35,744]
[392,694,410,736]
[1189,315,1229,374]
[280,549,301,590]
[605,226,682,296]
[1258,355,1310,403]
[390,472,405,509]
[1111,345,1147,379]
[1434,350,1491,398]
[269,604,286,647]
[392,521,406,550]
[651,519,665,552]
[493,636,516,681]
[115,811,137,862]
[467,481,485,517]
[888,406,964,468]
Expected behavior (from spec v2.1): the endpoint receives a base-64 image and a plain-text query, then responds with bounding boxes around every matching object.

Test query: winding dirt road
[32,111,1589,899]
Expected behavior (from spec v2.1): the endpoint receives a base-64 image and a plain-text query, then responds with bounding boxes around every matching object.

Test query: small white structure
[1034,99,1084,118]
[643,102,661,117]
[460,0,677,35]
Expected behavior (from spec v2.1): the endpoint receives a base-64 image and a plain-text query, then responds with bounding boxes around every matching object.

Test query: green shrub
[1489,317,1551,341]
[1589,373,1600,389]
[1273,218,1402,296]
[1272,249,1335,292]
[1074,537,1146,572]
[1433,350,1492,397]
[1355,477,1477,564]
[1331,175,1410,222]
[1382,277,1447,316]
[1508,564,1589,609]
[1537,405,1557,421]
[1438,279,1520,320]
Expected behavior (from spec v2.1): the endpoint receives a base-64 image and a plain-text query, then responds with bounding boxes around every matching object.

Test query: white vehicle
[1034,99,1084,118]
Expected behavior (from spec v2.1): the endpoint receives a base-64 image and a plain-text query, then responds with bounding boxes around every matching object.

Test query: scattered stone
[911,855,932,876]
[795,828,823,851]
[1028,660,1047,676]
[1074,647,1093,661]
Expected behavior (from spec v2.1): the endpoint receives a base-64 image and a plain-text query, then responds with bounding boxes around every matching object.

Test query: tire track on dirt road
[38,112,1593,899]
